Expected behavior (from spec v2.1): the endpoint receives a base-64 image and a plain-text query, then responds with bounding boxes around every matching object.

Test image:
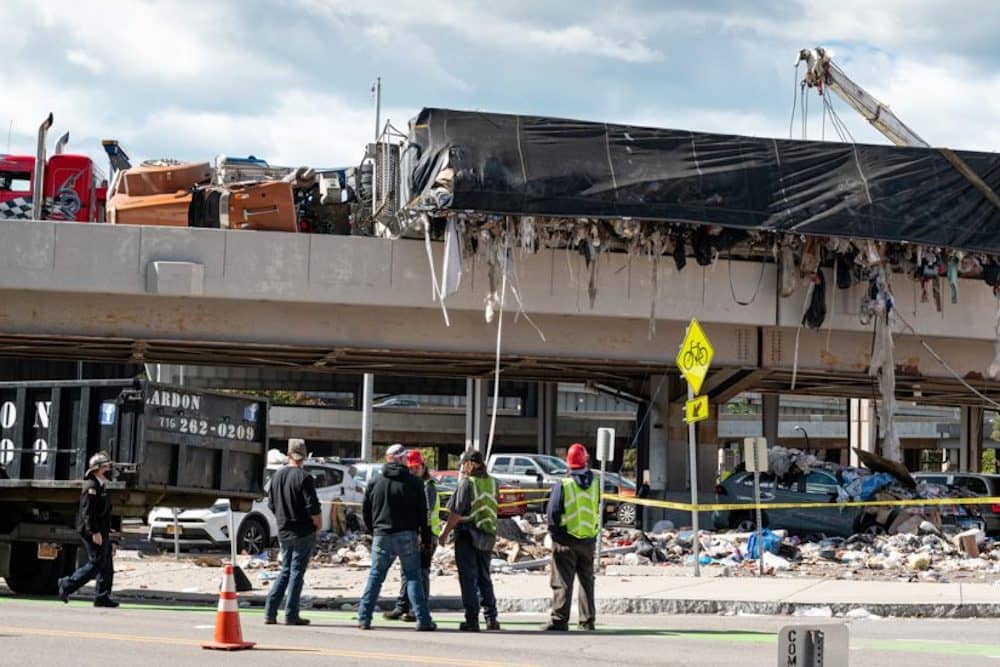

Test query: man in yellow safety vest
[438,448,500,632]
[543,443,598,631]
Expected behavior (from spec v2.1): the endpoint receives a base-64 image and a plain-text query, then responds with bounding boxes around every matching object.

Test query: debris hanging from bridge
[392,108,1000,463]
[404,108,1000,253]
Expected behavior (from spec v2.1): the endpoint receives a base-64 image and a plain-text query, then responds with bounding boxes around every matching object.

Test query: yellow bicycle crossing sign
[675,318,713,395]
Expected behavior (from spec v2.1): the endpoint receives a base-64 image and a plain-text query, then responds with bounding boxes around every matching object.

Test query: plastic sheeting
[407,108,1000,254]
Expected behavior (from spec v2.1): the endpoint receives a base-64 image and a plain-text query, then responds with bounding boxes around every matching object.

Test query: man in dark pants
[59,451,117,607]
[384,449,440,622]
[438,449,500,632]
[264,439,321,626]
[357,444,436,631]
[543,443,598,631]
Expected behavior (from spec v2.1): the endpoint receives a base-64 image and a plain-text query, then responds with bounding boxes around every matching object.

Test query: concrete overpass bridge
[0,219,997,405]
[1,220,997,497]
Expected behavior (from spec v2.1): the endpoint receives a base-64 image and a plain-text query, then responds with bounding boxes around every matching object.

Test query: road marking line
[5,626,538,667]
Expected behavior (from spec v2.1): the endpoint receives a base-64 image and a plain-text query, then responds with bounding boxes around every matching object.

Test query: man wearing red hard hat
[383,449,440,622]
[543,443,598,631]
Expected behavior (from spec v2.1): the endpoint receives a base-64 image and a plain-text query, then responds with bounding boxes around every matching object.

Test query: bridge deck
[0,220,996,404]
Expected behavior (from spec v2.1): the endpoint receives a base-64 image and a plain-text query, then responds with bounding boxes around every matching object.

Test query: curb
[99,589,1000,618]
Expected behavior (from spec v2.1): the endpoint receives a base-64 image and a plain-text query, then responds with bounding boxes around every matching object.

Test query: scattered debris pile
[244,448,995,584]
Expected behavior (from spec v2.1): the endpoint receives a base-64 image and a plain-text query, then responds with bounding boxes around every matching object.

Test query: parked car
[373,397,420,409]
[352,462,384,487]
[431,471,528,518]
[712,470,984,538]
[487,453,568,488]
[148,459,364,554]
[594,470,638,526]
[914,472,1000,535]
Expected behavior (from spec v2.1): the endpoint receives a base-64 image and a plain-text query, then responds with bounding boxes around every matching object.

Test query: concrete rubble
[238,447,997,586]
[227,512,996,586]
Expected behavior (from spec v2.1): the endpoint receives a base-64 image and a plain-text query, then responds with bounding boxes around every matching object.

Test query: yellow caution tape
[319,499,363,507]
[498,499,546,510]
[602,493,1000,513]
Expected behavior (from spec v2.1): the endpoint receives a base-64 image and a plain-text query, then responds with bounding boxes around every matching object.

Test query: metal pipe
[373,77,381,141]
[31,113,53,221]
[794,425,811,453]
[172,507,180,560]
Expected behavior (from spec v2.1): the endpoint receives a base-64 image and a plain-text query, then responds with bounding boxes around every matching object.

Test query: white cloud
[65,49,105,75]
[299,0,662,64]
[133,91,415,166]
[506,23,660,64]
[1,0,996,179]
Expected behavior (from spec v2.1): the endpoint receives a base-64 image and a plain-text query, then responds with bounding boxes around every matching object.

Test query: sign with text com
[778,624,848,667]
[675,318,713,395]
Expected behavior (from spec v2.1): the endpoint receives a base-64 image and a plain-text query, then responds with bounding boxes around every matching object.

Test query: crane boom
[796,47,929,148]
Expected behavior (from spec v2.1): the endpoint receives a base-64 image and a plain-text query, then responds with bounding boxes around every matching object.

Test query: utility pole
[372,77,382,141]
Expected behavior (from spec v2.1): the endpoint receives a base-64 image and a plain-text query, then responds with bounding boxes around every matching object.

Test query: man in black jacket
[264,439,321,626]
[59,451,117,607]
[356,444,436,631]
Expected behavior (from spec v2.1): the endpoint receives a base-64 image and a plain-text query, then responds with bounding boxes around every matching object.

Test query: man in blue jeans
[356,444,436,631]
[264,439,321,625]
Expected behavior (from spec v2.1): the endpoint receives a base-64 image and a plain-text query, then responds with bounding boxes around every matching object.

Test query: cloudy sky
[2,0,998,173]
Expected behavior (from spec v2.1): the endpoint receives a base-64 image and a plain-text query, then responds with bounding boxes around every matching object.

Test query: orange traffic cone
[202,564,255,651]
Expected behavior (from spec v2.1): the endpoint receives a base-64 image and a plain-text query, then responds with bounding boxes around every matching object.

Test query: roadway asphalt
[3,595,1000,666]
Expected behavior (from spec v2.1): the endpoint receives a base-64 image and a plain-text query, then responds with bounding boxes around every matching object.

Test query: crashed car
[713,467,984,538]
[713,470,871,537]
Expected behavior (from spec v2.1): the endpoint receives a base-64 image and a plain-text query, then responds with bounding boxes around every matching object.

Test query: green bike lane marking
[4,596,1000,656]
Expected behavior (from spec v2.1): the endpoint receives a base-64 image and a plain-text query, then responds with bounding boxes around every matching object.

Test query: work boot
[57,577,69,604]
[402,612,417,622]
[93,598,120,608]
[285,616,311,626]
[541,622,569,631]
[264,617,277,625]
[486,618,501,631]
[382,608,406,621]
[416,622,437,632]
[578,621,596,631]
[458,621,480,632]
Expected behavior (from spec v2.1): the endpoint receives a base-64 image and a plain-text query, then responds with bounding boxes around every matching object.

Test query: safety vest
[560,477,599,539]
[466,475,498,536]
[427,479,442,537]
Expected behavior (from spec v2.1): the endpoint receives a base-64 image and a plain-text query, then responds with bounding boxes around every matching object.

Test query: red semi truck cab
[0,153,107,222]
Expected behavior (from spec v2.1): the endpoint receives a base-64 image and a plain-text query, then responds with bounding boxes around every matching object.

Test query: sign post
[676,319,714,578]
[595,427,615,572]
[777,624,849,667]
[744,437,768,576]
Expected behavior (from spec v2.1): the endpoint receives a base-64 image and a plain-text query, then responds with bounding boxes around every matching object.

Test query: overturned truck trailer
[405,108,1000,254]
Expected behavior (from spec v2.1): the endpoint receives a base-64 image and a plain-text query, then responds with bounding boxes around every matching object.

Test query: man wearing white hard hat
[58,451,118,607]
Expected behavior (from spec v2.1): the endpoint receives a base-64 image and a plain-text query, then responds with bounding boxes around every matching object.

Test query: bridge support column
[643,375,671,496]
[849,399,877,467]
[435,445,450,471]
[959,407,984,472]
[360,373,374,461]
[465,378,487,452]
[535,382,557,455]
[761,394,779,448]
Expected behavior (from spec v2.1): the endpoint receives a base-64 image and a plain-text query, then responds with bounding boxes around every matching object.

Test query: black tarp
[407,108,1000,254]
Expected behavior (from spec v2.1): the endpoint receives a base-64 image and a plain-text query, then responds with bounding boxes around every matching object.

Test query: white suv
[148,459,365,554]
[487,453,568,488]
